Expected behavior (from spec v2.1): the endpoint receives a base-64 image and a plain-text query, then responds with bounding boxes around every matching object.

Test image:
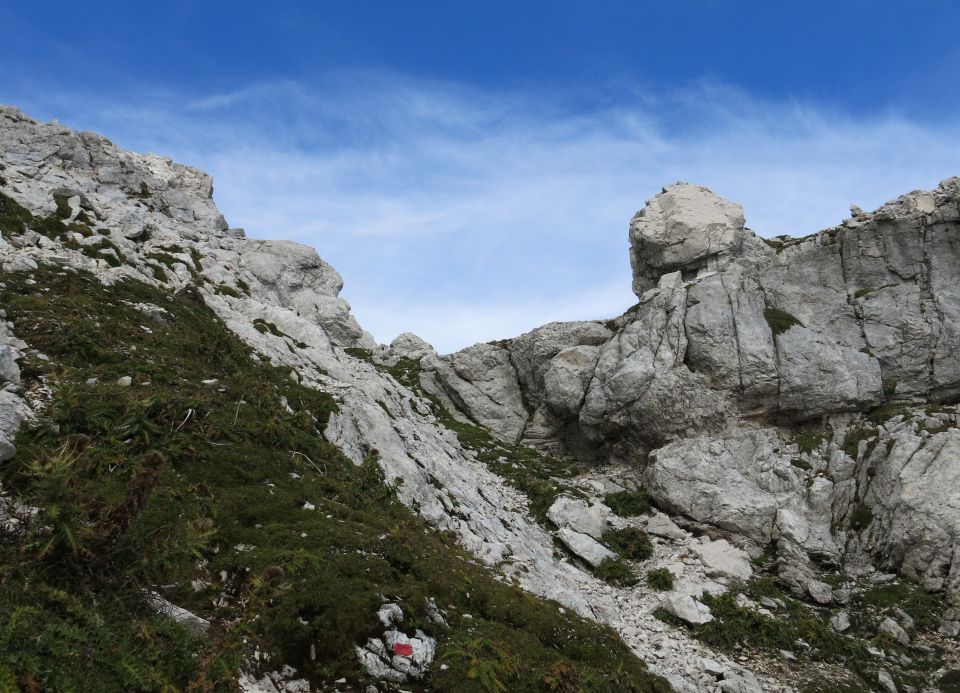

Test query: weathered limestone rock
[659,593,714,625]
[629,182,755,295]
[806,580,834,605]
[420,344,528,443]
[547,496,609,540]
[830,611,851,632]
[146,591,211,633]
[696,538,753,583]
[557,527,616,567]
[645,512,687,542]
[388,332,434,360]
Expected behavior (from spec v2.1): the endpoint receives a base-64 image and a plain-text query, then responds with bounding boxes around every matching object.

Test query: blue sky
[2,2,959,352]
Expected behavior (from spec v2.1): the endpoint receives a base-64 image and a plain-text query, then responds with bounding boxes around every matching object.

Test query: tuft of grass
[602,527,653,561]
[53,193,72,219]
[793,430,826,454]
[842,426,878,460]
[848,503,873,531]
[646,568,674,591]
[591,558,639,587]
[854,582,940,630]
[214,283,241,298]
[343,346,373,361]
[763,306,802,336]
[866,402,907,424]
[603,489,653,517]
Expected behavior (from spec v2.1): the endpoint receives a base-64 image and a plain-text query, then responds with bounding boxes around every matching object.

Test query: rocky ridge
[0,105,958,690]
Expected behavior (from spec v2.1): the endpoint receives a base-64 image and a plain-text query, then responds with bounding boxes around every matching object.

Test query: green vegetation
[763,306,802,336]
[848,503,874,531]
[0,265,666,691]
[602,527,653,561]
[603,489,653,517]
[646,568,674,591]
[343,346,373,361]
[591,558,639,587]
[659,576,950,691]
[865,402,908,424]
[53,192,72,219]
[792,430,826,454]
[854,582,940,630]
[213,283,242,298]
[0,191,93,242]
[657,579,870,671]
[841,426,878,460]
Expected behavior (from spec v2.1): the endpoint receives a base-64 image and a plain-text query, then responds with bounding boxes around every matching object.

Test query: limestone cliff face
[426,177,960,606]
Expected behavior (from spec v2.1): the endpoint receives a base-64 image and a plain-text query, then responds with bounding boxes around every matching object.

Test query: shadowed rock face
[428,177,960,603]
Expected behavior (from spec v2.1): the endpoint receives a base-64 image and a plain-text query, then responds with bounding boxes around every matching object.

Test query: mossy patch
[792,430,826,454]
[763,306,802,336]
[646,568,674,591]
[848,503,874,531]
[591,558,639,587]
[603,489,653,517]
[602,527,653,561]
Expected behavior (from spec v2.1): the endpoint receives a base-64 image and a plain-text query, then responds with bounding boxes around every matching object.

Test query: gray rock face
[423,176,960,608]
[547,496,609,540]
[420,344,528,443]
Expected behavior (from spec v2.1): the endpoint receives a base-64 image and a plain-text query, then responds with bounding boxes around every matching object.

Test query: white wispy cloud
[8,74,960,352]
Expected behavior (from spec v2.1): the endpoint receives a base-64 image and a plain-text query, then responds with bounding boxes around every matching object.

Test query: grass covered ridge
[0,264,668,691]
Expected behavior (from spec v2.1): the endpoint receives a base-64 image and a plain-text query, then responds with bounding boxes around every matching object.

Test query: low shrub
[604,489,653,517]
[646,568,674,591]
[603,527,653,560]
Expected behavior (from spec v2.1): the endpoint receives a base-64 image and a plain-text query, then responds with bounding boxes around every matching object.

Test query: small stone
[892,607,914,630]
[938,619,960,637]
[877,669,898,693]
[85,377,98,386]
[378,603,403,627]
[778,649,796,661]
[302,501,316,511]
[645,512,687,541]
[547,496,609,540]
[701,657,725,676]
[830,611,851,632]
[201,378,219,386]
[879,617,910,645]
[116,376,132,387]
[807,579,834,604]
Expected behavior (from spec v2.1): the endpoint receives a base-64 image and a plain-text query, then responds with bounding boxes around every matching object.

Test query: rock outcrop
[426,176,960,608]
[3,103,959,691]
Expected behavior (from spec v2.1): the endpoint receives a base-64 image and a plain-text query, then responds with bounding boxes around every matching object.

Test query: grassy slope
[0,197,669,693]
